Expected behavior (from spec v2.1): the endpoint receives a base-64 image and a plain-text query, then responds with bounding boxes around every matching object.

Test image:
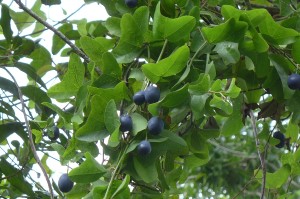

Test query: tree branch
[14,0,90,63]
[249,111,266,199]
[21,4,86,38]
[4,68,54,199]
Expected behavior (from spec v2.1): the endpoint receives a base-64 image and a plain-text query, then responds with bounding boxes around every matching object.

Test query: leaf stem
[157,39,168,62]
[103,144,129,199]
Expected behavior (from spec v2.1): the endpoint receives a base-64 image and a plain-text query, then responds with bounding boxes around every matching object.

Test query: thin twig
[21,4,86,37]
[4,68,54,199]
[208,140,257,158]
[13,0,90,63]
[232,165,261,199]
[249,111,266,199]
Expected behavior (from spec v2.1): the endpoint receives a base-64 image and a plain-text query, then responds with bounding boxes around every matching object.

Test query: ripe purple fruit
[120,115,133,132]
[138,140,151,155]
[287,74,300,90]
[144,86,160,104]
[125,0,138,8]
[273,131,285,148]
[133,91,145,105]
[58,173,74,193]
[147,116,164,135]
[48,126,59,141]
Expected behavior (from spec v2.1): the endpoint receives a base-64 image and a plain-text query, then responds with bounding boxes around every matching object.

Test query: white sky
[0,0,109,195]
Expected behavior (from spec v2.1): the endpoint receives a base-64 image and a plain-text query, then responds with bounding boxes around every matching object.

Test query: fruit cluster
[120,86,162,156]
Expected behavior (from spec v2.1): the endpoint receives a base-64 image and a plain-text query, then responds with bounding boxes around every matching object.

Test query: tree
[1,0,300,198]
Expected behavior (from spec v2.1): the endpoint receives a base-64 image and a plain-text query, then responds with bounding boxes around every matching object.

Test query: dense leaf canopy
[1,0,300,198]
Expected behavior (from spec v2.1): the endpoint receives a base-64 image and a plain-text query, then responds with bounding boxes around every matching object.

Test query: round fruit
[49,126,60,141]
[58,173,74,193]
[287,74,300,90]
[144,86,160,104]
[147,116,164,135]
[138,140,151,155]
[120,115,133,132]
[133,91,145,105]
[273,131,285,148]
[125,0,138,8]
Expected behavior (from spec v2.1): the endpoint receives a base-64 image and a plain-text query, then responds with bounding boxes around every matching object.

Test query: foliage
[1,0,300,198]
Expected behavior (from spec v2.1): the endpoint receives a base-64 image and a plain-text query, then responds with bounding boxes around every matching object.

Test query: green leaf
[0,4,13,42]
[52,24,72,54]
[101,52,122,78]
[214,42,240,64]
[133,156,158,183]
[32,129,42,143]
[153,2,196,42]
[0,122,27,143]
[292,38,300,63]
[221,95,244,136]
[9,2,37,31]
[187,130,209,154]
[255,164,291,189]
[42,102,72,124]
[80,36,106,63]
[48,53,85,99]
[202,18,248,43]
[188,73,210,95]
[258,14,299,45]
[222,6,300,45]
[41,155,52,174]
[226,78,241,98]
[111,175,130,198]
[142,45,190,83]
[112,6,149,63]
[76,95,109,142]
[270,54,295,99]
[286,120,299,143]
[190,94,209,120]
[12,62,46,89]
[104,100,120,134]
[131,113,148,136]
[69,152,106,183]
[88,81,130,102]
[105,17,121,37]
[0,76,19,98]
[0,157,34,196]
[210,94,233,115]
[65,183,90,199]
[184,153,210,170]
[161,84,189,107]
[29,45,52,75]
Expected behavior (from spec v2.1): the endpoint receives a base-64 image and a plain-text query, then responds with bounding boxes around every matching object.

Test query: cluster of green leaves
[1,0,300,198]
